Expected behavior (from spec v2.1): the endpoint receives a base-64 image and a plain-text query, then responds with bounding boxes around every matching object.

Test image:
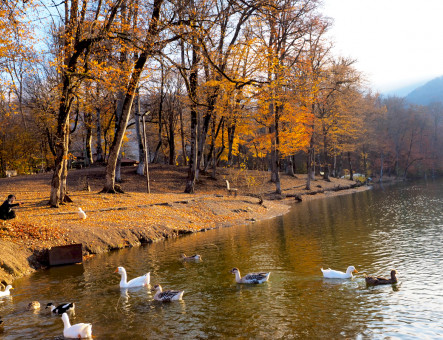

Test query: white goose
[0,285,13,297]
[230,268,270,284]
[321,266,358,279]
[152,284,184,302]
[115,267,150,288]
[61,312,92,339]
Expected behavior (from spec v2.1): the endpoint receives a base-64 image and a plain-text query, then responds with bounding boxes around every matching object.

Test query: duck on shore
[152,284,184,302]
[230,268,270,284]
[321,266,358,279]
[115,267,150,288]
[78,207,87,219]
[365,270,398,285]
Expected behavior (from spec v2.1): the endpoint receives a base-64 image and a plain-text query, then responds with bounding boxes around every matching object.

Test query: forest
[1,0,443,207]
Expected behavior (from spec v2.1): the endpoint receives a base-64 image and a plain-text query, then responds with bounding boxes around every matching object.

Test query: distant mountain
[384,80,428,97]
[404,76,443,105]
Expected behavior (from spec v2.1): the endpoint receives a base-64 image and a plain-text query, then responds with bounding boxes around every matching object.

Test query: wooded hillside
[1,0,443,205]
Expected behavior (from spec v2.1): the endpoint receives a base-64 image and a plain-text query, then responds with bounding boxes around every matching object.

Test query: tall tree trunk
[362,145,367,177]
[50,118,70,207]
[135,91,145,175]
[322,124,330,181]
[85,111,93,166]
[179,23,187,167]
[270,104,281,194]
[179,107,187,166]
[102,0,163,193]
[95,102,104,163]
[285,156,294,176]
[379,152,384,182]
[168,110,175,165]
[348,151,354,181]
[153,65,165,163]
[184,43,199,193]
[204,116,223,172]
[227,122,236,166]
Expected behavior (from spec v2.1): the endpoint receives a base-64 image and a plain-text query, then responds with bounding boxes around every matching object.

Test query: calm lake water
[1,180,443,339]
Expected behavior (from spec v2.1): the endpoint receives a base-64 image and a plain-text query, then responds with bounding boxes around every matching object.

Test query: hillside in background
[404,76,443,105]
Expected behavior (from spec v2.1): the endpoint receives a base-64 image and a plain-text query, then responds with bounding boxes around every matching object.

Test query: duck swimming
[61,312,92,339]
[365,270,398,285]
[321,266,358,279]
[152,284,184,302]
[230,268,271,284]
[0,285,13,297]
[27,301,41,311]
[46,302,75,315]
[115,266,150,288]
[181,253,202,261]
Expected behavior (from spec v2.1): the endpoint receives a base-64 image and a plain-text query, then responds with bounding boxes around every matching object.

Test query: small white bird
[78,207,87,219]
[230,268,270,284]
[61,312,92,339]
[180,253,202,261]
[0,285,13,297]
[152,284,184,302]
[321,266,358,279]
[115,266,150,288]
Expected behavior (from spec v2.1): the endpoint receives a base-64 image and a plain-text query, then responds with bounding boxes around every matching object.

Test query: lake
[1,180,442,339]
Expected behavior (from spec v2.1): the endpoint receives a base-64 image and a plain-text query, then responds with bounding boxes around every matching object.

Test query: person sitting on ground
[0,194,21,220]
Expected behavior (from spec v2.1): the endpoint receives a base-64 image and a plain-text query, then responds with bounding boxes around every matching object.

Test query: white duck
[180,253,202,261]
[61,312,92,339]
[230,268,270,284]
[0,285,13,297]
[321,266,358,279]
[78,207,87,219]
[115,266,150,288]
[152,284,184,301]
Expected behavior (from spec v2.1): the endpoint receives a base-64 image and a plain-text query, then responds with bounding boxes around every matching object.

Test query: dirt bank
[0,165,370,286]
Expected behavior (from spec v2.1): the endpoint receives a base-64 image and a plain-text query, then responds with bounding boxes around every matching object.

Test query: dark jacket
[0,200,19,219]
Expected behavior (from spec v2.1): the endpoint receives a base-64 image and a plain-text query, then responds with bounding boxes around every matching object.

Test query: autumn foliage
[1,0,443,200]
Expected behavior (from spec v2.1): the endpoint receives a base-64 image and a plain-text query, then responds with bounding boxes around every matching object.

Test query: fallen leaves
[0,221,64,249]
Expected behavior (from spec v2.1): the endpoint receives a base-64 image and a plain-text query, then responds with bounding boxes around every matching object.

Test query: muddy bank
[0,166,370,287]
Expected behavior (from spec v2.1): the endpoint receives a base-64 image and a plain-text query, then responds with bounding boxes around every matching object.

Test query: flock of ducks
[0,255,397,339]
[321,266,398,285]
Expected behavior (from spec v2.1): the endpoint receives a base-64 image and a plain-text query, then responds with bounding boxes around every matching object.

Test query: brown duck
[365,270,398,285]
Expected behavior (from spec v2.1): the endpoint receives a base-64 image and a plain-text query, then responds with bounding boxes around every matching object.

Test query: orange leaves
[0,221,64,248]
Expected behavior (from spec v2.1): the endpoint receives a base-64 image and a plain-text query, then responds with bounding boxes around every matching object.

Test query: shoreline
[0,166,372,286]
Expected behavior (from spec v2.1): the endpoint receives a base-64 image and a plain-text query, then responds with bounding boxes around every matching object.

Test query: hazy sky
[321,0,443,93]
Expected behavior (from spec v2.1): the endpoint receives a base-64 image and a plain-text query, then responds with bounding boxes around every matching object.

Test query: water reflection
[1,180,443,338]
